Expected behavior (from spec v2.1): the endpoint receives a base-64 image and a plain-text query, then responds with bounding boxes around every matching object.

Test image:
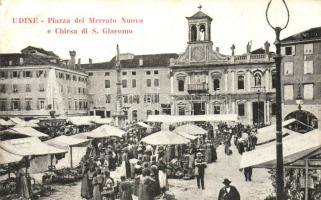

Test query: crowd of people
[76,121,257,200]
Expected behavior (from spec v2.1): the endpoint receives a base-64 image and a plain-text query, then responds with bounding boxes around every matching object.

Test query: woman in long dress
[158,157,167,194]
[92,173,102,200]
[119,176,133,200]
[138,168,155,200]
[81,167,91,199]
[17,169,31,199]
[87,165,96,197]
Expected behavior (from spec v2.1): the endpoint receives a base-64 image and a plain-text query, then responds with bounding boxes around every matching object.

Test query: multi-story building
[281,27,321,129]
[0,46,88,119]
[83,53,178,121]
[169,9,276,125]
[1,8,282,126]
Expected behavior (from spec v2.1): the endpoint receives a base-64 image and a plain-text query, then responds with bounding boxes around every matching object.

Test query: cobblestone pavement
[39,144,273,200]
[168,144,273,200]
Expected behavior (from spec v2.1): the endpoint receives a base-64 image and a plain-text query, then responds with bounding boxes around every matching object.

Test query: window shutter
[281,47,285,56]
[292,45,296,55]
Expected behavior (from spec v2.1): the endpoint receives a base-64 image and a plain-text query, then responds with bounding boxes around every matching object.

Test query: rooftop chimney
[69,50,76,69]
[139,58,143,66]
[216,47,220,53]
[19,57,24,65]
[89,58,92,68]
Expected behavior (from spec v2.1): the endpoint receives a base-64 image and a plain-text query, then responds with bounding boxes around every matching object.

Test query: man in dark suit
[218,178,240,200]
[194,152,207,190]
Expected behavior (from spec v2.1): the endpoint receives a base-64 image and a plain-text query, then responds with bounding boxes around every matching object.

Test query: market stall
[9,117,39,128]
[174,131,198,141]
[0,137,67,173]
[175,124,207,136]
[0,127,48,139]
[141,130,189,145]
[0,119,15,130]
[0,138,67,199]
[67,116,100,133]
[82,124,126,139]
[240,129,321,200]
[45,135,90,168]
[90,117,113,125]
[256,118,313,145]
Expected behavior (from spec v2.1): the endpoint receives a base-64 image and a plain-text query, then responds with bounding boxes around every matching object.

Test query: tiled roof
[186,11,212,21]
[82,53,179,70]
[21,46,59,58]
[0,53,62,67]
[282,27,321,43]
[81,61,115,70]
[251,48,266,54]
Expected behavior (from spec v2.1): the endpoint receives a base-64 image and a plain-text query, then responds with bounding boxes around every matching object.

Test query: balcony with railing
[187,83,208,93]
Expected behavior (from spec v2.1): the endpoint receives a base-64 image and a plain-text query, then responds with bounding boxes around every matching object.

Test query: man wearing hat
[218,178,240,200]
[194,152,207,190]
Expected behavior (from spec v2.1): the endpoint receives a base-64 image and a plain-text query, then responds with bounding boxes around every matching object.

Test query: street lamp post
[266,0,290,199]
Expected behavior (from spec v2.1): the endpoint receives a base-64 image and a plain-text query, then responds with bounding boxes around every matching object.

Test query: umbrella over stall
[175,124,207,135]
[141,130,190,145]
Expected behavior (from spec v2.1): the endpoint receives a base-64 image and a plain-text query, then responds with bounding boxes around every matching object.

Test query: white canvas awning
[0,119,15,126]
[146,114,238,123]
[240,129,321,169]
[0,137,66,156]
[67,116,101,126]
[91,118,113,125]
[45,135,90,150]
[141,130,190,145]
[175,124,207,135]
[82,125,126,138]
[0,148,23,165]
[9,127,48,138]
[9,117,39,127]
[174,131,198,140]
[137,122,153,129]
[256,119,310,144]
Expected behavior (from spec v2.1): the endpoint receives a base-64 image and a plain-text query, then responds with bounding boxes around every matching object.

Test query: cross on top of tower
[198,4,202,11]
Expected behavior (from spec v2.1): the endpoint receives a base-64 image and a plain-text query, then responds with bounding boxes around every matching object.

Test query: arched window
[199,25,206,41]
[254,73,262,86]
[238,75,244,90]
[191,25,197,42]
[271,71,277,89]
[213,79,220,91]
[178,80,184,91]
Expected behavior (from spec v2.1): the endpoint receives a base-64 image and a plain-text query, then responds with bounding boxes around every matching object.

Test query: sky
[0,0,321,63]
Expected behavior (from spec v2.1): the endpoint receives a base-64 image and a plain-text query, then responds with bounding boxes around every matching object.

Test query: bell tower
[171,6,228,66]
[185,6,215,63]
[187,5,212,43]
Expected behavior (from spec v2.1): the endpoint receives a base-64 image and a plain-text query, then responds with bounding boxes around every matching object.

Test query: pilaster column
[206,102,210,114]
[225,102,229,114]
[171,97,175,115]
[224,72,228,92]
[247,101,252,125]
[264,101,267,124]
[266,101,270,125]
[232,101,236,113]
[265,70,270,91]
[170,75,174,94]
[231,71,235,93]
[247,70,251,92]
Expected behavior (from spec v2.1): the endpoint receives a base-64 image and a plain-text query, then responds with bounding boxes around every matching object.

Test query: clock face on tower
[191,46,205,62]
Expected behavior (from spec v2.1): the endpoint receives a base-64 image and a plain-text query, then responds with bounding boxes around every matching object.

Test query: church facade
[168,9,277,125]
